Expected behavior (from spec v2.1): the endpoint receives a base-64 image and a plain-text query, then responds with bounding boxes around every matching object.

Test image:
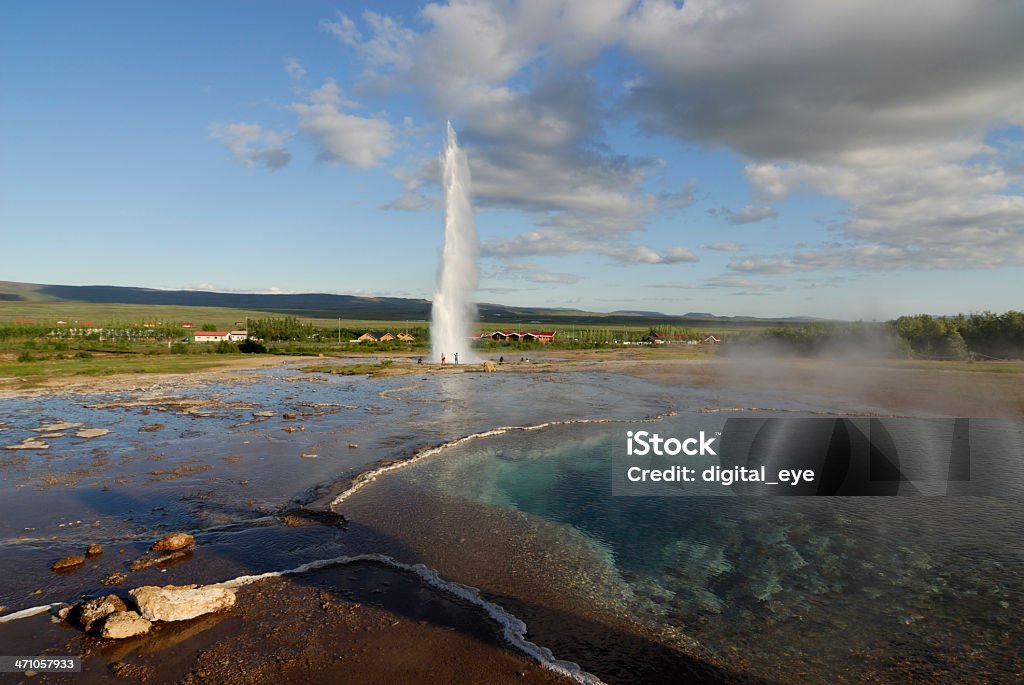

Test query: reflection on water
[0,366,670,609]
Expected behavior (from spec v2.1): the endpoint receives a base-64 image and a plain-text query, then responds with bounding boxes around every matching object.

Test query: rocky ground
[0,563,574,685]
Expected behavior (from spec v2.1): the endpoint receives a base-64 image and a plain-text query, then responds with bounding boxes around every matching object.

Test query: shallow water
[0,363,669,610]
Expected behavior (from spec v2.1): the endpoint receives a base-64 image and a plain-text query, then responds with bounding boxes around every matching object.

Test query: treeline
[893,311,1024,360]
[245,317,429,349]
[725,311,1024,360]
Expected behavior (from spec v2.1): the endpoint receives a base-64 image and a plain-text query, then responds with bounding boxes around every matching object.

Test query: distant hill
[0,280,827,327]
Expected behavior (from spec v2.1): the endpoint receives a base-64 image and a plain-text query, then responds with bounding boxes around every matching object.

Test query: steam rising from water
[431,122,478,363]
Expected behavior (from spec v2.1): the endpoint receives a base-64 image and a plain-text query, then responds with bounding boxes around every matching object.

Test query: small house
[357,331,395,343]
[193,331,230,343]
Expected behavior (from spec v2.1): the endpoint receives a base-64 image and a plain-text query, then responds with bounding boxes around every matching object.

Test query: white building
[192,331,229,342]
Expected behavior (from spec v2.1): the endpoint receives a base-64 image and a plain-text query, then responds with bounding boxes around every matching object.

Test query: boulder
[78,594,127,633]
[130,584,235,622]
[102,571,127,586]
[101,611,152,639]
[86,543,103,557]
[51,555,85,571]
[152,532,194,552]
[483,361,497,372]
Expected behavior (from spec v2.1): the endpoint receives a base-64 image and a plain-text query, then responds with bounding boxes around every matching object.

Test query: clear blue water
[360,415,1024,682]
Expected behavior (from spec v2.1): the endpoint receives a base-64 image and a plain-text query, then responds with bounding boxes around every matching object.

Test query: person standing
[441,353,446,365]
[454,352,459,365]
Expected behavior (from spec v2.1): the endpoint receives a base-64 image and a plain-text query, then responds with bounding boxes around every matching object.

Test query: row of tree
[892,311,1024,360]
[728,311,1024,360]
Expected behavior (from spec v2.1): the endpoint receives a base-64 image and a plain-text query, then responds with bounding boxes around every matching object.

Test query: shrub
[238,339,267,354]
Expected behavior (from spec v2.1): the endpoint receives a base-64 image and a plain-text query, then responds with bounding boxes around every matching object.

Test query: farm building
[192,330,248,343]
[192,331,230,342]
[357,331,396,342]
[479,331,557,344]
[702,334,721,344]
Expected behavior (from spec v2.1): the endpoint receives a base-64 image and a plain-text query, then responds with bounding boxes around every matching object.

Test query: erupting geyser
[430,122,478,363]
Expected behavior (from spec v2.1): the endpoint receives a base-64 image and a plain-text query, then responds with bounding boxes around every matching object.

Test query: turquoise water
[369,416,1024,682]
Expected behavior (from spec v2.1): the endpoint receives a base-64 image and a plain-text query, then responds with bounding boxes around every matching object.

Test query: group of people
[414,353,525,365]
[417,353,460,365]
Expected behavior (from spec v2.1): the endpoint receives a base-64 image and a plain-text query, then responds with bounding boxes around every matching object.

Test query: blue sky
[3,1,1023,319]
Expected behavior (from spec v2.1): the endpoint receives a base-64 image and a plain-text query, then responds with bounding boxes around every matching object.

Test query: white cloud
[301,2,1024,274]
[291,79,395,167]
[208,122,292,171]
[723,205,777,225]
[702,242,744,252]
[284,57,306,81]
[491,260,581,285]
[705,274,783,295]
[619,0,1024,270]
[330,3,666,262]
[481,230,697,266]
[623,1,1024,162]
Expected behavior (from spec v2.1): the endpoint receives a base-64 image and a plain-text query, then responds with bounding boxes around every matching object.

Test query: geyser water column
[430,122,479,363]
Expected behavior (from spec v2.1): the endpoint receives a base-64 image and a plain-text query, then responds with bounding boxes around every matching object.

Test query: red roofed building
[192,331,230,342]
[481,331,556,344]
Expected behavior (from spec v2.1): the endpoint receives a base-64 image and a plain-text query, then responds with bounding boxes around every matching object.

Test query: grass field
[0,300,795,334]
[0,352,257,388]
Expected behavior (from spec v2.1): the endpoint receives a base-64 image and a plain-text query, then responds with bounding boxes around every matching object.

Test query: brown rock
[483,361,497,372]
[130,584,236,622]
[86,543,103,557]
[78,594,128,633]
[130,547,192,572]
[51,555,85,571]
[282,413,297,420]
[102,571,128,586]
[101,611,152,639]
[152,532,194,552]
[138,423,164,433]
